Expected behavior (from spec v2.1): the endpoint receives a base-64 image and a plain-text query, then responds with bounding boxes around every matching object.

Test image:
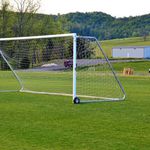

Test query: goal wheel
[73,97,80,104]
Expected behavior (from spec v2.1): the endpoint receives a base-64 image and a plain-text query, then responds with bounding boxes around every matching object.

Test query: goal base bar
[20,90,125,102]
[0,90,20,93]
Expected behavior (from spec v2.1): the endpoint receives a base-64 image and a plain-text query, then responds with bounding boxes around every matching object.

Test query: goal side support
[95,38,126,101]
[0,49,23,92]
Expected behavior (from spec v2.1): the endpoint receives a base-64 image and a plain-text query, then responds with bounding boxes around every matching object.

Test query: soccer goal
[0,33,126,103]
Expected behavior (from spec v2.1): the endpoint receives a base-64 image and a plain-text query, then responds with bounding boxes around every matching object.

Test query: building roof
[113,46,150,49]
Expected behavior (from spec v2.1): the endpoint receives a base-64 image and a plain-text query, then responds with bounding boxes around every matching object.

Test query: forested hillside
[63,12,150,40]
[0,3,150,40]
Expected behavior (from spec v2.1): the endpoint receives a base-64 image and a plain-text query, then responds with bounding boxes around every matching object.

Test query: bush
[0,56,9,70]
[20,57,30,69]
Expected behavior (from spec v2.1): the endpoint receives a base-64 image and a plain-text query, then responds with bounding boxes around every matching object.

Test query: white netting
[0,36,74,95]
[0,34,125,102]
[76,37,125,100]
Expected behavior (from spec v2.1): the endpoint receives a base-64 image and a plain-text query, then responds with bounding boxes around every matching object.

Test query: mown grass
[0,67,150,150]
[101,36,150,57]
[0,70,124,99]
[0,35,150,149]
[112,61,150,77]
[0,75,150,150]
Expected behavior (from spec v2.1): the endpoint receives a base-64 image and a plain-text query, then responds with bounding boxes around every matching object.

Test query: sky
[38,0,150,18]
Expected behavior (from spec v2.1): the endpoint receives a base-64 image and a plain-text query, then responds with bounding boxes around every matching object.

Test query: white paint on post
[73,33,77,100]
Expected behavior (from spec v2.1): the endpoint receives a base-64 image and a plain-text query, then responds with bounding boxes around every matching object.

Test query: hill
[62,12,150,40]
[0,9,150,40]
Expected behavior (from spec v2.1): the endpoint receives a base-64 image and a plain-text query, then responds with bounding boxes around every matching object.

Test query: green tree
[13,0,41,36]
[0,0,12,37]
[77,38,94,59]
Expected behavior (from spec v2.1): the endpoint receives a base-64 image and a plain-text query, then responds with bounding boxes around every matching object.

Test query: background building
[112,46,150,58]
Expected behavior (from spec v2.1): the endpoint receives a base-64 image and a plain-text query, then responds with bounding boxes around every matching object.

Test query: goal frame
[0,33,126,103]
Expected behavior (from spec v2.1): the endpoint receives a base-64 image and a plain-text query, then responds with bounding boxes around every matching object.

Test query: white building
[112,46,150,58]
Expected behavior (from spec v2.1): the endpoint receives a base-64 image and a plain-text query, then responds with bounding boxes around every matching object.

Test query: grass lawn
[0,69,125,100]
[101,36,150,57]
[0,36,150,149]
[0,71,150,150]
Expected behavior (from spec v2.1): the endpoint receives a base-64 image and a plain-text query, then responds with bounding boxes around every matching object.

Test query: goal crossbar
[0,33,76,41]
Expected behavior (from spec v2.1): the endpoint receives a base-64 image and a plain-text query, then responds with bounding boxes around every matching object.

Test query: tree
[0,0,13,69]
[0,0,12,37]
[13,0,40,36]
[42,39,53,62]
[20,56,30,69]
[141,30,149,41]
[77,38,94,59]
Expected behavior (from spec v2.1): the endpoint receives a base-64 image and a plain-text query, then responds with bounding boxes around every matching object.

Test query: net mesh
[76,37,124,100]
[0,35,125,101]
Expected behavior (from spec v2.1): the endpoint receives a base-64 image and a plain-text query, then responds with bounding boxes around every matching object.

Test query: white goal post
[0,33,126,103]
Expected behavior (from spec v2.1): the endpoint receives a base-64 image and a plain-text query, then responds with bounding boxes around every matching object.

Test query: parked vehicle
[64,60,73,68]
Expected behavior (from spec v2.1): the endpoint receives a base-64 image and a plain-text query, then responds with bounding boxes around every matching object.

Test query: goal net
[0,33,126,103]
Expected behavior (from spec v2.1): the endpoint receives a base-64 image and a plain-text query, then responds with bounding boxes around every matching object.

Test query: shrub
[20,56,30,69]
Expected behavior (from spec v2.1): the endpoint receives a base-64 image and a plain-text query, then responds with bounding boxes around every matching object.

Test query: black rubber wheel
[73,97,80,104]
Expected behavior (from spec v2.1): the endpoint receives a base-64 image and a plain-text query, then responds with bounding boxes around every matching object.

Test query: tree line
[62,12,150,40]
[0,0,67,38]
[0,1,150,40]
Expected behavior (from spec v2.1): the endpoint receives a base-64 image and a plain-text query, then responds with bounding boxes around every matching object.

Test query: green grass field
[0,36,150,150]
[101,36,150,57]
[0,74,150,150]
